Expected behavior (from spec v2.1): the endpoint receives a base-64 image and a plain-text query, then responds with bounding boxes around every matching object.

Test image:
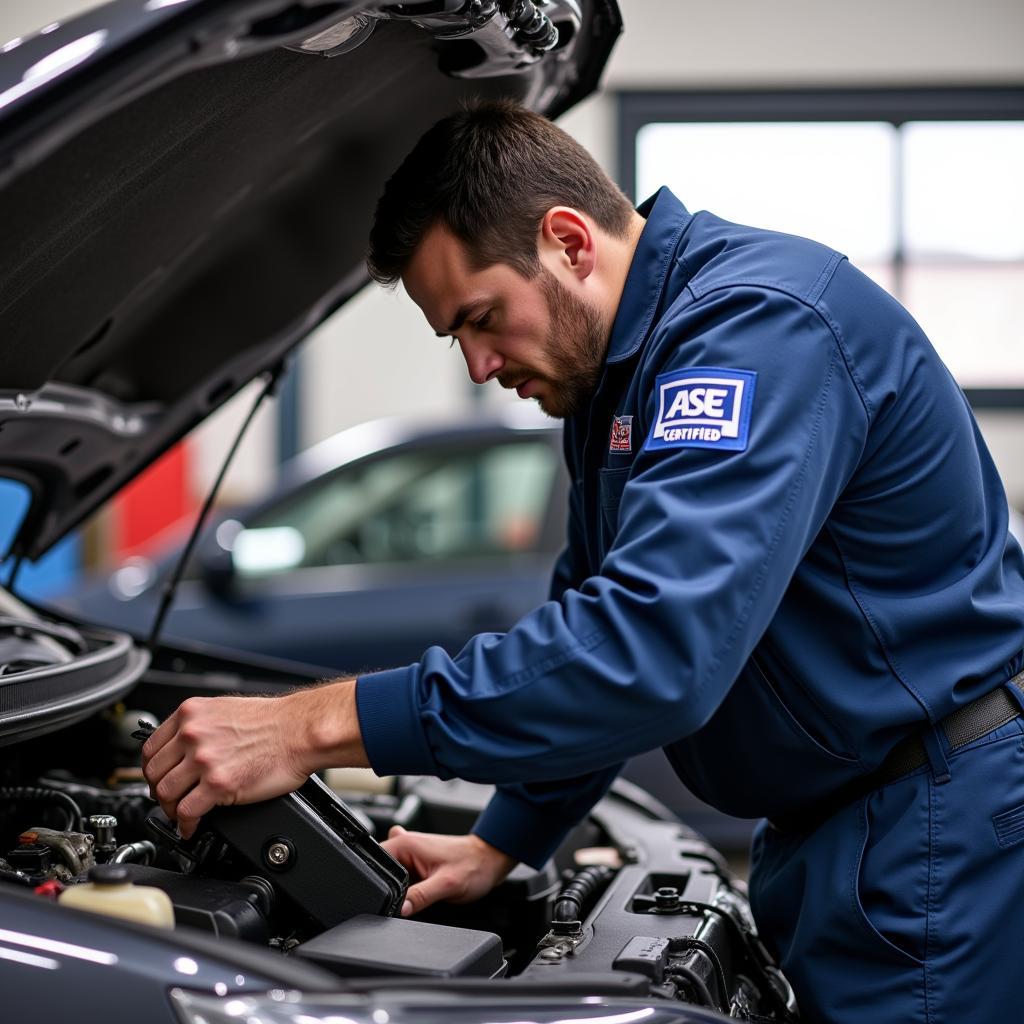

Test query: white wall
[3,0,1023,503]
[607,0,1024,87]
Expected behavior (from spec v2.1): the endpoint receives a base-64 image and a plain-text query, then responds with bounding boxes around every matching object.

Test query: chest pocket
[598,466,631,554]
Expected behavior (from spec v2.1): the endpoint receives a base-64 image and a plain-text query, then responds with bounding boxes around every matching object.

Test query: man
[143,101,1024,1023]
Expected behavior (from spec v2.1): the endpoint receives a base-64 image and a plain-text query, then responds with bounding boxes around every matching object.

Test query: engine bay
[0,605,796,1021]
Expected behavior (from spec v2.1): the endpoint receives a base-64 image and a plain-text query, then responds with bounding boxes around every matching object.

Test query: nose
[458,336,504,386]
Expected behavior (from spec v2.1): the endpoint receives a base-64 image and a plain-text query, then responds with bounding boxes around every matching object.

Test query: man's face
[403,224,608,419]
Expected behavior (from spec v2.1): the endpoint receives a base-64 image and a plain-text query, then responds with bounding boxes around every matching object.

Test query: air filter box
[150,774,408,930]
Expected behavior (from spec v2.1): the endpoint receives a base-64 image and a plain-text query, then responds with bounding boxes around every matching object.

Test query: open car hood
[0,0,621,561]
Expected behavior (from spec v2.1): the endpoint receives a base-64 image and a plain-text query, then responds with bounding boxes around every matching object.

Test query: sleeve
[471,766,622,868]
[355,286,869,791]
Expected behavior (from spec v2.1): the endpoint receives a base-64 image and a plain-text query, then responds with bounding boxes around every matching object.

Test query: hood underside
[0,0,620,561]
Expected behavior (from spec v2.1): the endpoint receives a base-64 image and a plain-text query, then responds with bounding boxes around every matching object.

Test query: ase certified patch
[645,367,757,452]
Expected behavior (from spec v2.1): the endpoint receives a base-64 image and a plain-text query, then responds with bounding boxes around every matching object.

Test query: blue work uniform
[356,188,1024,1023]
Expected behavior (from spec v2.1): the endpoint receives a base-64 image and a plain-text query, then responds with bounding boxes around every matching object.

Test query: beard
[497,268,608,419]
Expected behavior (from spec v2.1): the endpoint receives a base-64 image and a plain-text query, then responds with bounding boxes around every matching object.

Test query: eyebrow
[435,300,488,338]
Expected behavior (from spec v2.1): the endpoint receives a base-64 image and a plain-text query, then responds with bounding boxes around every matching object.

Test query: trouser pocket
[853,782,929,967]
[748,793,929,1023]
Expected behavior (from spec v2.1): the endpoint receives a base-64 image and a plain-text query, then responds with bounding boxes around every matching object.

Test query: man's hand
[142,680,367,839]
[381,827,517,917]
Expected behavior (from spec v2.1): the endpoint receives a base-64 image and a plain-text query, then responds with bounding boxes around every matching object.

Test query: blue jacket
[356,188,1024,867]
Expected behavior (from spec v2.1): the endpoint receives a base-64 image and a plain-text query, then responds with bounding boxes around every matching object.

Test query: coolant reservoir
[59,863,174,929]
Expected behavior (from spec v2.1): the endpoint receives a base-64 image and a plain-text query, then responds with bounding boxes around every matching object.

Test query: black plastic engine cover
[296,914,505,979]
[188,775,408,929]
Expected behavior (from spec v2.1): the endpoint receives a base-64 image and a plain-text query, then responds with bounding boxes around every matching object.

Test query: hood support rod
[146,363,286,655]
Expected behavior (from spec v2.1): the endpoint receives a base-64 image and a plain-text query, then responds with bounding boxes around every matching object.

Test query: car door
[162,428,567,672]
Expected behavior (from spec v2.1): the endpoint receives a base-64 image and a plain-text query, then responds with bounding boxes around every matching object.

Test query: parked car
[0,2,790,1022]
[55,410,569,671]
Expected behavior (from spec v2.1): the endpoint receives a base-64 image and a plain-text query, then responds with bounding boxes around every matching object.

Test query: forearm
[142,676,371,837]
[290,677,370,774]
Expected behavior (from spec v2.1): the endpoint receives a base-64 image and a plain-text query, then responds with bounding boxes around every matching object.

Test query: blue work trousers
[748,713,1024,1023]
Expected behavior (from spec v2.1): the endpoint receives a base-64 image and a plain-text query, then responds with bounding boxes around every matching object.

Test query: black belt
[769,670,1024,835]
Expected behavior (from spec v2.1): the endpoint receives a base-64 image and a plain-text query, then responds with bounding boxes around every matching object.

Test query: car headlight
[169,987,366,1024]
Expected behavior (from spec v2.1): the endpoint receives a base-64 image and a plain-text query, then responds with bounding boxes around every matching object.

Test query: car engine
[0,608,797,1022]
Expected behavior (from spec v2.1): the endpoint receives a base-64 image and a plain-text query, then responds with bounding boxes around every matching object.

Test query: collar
[605,187,692,364]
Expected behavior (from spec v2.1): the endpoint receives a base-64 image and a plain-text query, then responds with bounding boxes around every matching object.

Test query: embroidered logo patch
[609,415,633,453]
[645,367,757,452]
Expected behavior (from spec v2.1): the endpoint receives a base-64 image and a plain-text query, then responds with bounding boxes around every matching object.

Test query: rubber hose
[552,865,616,926]
[0,786,83,832]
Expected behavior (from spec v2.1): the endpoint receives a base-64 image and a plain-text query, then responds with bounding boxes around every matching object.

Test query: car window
[233,438,557,578]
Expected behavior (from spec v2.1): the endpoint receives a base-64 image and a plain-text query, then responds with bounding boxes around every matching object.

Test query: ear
[538,207,596,282]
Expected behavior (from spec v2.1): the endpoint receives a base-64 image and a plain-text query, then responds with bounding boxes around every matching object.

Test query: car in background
[56,409,568,671]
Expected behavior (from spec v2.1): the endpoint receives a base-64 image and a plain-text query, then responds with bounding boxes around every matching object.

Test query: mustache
[497,369,535,390]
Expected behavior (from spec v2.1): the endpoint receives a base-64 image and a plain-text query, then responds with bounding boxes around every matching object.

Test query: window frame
[616,87,1024,409]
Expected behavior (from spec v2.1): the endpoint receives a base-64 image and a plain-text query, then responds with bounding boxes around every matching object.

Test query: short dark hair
[367,99,635,287]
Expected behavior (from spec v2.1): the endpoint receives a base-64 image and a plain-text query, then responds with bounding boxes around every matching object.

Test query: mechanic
[143,101,1024,1023]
